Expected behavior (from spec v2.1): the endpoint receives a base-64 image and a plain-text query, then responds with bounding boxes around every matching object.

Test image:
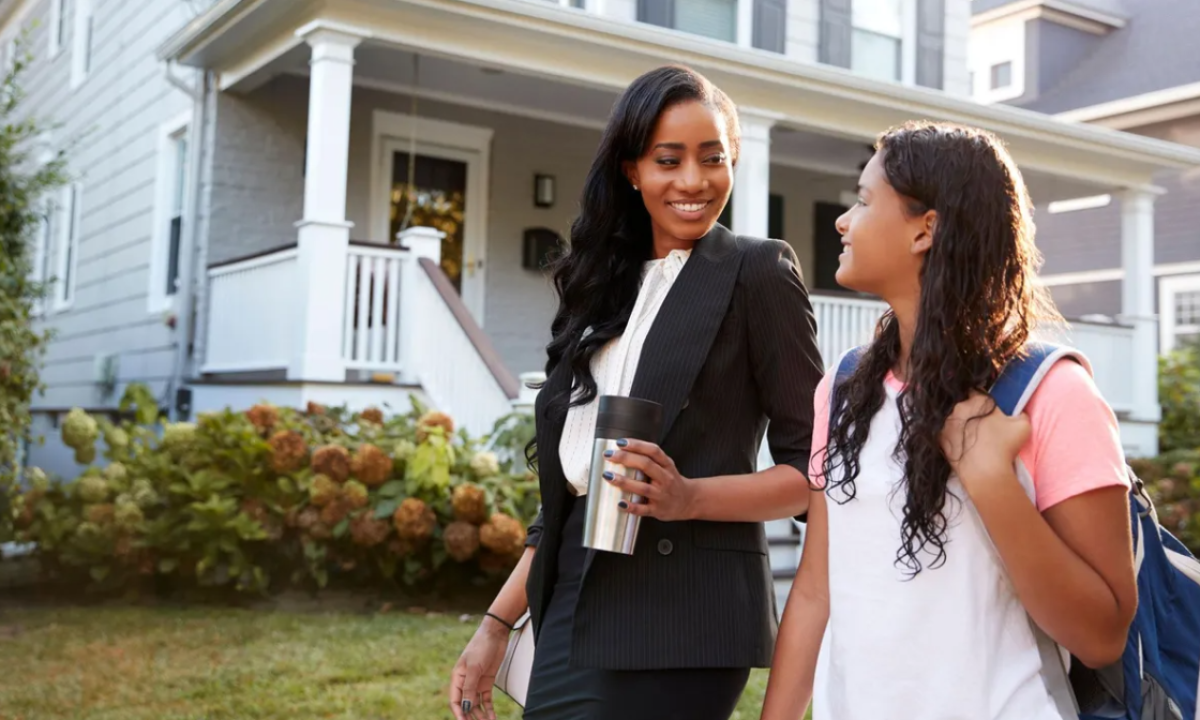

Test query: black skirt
[522,495,751,720]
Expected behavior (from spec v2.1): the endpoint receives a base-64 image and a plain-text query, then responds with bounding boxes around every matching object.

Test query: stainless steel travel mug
[582,395,664,554]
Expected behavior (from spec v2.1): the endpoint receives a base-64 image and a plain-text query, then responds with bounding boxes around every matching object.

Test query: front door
[381,139,486,323]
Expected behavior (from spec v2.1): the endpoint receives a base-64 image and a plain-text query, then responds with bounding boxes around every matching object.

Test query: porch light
[534,174,555,208]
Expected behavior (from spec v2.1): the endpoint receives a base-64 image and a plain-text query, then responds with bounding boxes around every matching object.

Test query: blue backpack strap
[829,345,867,428]
[989,341,1089,417]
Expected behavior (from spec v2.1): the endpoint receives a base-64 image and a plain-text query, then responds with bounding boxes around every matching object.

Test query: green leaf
[158,558,179,574]
[377,480,405,498]
[332,518,350,538]
[277,477,296,495]
[374,499,399,519]
[89,565,110,582]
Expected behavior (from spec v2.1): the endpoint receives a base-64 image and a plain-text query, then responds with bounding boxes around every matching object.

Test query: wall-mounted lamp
[534,174,555,208]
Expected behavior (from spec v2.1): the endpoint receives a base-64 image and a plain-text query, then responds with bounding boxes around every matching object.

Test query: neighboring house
[970,0,1200,389]
[4,0,1197,482]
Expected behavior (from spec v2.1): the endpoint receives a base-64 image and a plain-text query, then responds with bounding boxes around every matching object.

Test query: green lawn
[0,605,779,720]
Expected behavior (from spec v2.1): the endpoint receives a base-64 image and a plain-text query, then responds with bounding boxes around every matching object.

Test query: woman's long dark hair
[822,122,1063,576]
[525,66,739,473]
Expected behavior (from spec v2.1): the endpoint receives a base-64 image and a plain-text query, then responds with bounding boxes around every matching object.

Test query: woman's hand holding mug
[602,439,697,521]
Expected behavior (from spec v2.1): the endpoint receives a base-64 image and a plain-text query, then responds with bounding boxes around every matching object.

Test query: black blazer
[524,225,825,671]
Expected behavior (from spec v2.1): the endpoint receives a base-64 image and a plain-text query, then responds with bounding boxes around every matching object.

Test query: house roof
[972,0,1127,21]
[1016,0,1200,114]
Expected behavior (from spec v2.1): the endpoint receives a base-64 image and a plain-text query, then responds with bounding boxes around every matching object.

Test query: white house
[5,0,1198,486]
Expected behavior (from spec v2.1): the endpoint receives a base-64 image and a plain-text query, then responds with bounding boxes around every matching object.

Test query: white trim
[736,0,752,48]
[770,153,861,177]
[69,0,93,89]
[1159,273,1200,352]
[1046,194,1111,214]
[47,0,65,57]
[52,182,81,312]
[347,74,607,132]
[369,109,492,326]
[147,111,192,314]
[1037,268,1123,287]
[1037,262,1200,288]
[1056,80,1200,124]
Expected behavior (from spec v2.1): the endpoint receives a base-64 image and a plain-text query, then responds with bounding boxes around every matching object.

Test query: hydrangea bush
[4,385,539,596]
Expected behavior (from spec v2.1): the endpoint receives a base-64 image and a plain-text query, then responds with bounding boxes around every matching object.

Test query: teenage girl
[761,122,1138,720]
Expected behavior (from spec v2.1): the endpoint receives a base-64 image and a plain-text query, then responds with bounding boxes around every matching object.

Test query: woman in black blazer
[450,65,824,720]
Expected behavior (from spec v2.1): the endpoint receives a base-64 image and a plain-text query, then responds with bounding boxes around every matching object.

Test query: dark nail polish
[618,501,628,509]
[604,449,614,458]
[616,438,628,447]
[603,471,614,480]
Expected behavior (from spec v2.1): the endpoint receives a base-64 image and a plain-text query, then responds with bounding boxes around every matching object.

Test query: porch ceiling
[160,0,1200,191]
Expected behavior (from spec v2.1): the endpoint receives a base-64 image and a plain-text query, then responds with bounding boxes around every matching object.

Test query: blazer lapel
[628,224,743,443]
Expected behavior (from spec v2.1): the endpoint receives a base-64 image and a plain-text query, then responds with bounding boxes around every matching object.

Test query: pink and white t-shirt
[808,358,1129,720]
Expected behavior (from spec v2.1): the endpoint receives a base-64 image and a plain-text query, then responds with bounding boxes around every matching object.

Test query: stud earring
[632,184,639,191]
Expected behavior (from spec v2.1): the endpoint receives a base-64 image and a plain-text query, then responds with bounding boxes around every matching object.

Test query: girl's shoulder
[1022,358,1130,511]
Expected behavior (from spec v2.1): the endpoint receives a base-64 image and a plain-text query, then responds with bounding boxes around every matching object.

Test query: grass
[0,605,777,720]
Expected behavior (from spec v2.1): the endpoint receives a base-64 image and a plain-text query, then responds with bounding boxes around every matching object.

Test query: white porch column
[288,24,363,382]
[1119,188,1161,451]
[733,111,774,238]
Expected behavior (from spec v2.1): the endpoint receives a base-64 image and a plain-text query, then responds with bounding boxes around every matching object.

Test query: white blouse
[557,248,691,496]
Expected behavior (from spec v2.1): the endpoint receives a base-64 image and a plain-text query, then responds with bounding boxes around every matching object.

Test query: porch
[160,0,1200,455]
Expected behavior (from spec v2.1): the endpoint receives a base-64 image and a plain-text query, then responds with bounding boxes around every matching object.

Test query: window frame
[52,182,82,312]
[1160,273,1200,352]
[69,0,93,89]
[147,111,192,314]
[48,0,67,58]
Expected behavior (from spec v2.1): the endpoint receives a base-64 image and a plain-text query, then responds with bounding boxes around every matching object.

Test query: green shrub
[1130,451,1200,555]
[6,384,539,596]
[1160,345,1200,455]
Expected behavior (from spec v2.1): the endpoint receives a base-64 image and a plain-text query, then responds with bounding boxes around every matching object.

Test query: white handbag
[494,610,535,707]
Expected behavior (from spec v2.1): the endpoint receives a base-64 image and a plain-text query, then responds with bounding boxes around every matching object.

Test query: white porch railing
[341,244,406,372]
[810,293,887,364]
[203,248,300,373]
[409,259,518,437]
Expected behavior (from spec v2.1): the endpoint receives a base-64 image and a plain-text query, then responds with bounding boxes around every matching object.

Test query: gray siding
[1048,280,1122,319]
[11,0,197,414]
[1034,198,1122,275]
[1028,19,1097,99]
[1035,166,1200,278]
[206,84,306,266]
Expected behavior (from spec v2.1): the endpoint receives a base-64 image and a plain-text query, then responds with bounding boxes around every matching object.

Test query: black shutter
[638,0,675,28]
[916,0,945,89]
[819,0,852,69]
[768,193,784,240]
[753,0,787,54]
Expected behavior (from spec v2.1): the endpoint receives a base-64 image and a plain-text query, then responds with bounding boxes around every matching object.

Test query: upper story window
[990,60,1012,90]
[851,0,903,82]
[48,0,67,57]
[637,0,786,53]
[70,0,93,89]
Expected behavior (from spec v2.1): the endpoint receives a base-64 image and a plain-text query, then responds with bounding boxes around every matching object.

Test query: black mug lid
[594,395,663,442]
